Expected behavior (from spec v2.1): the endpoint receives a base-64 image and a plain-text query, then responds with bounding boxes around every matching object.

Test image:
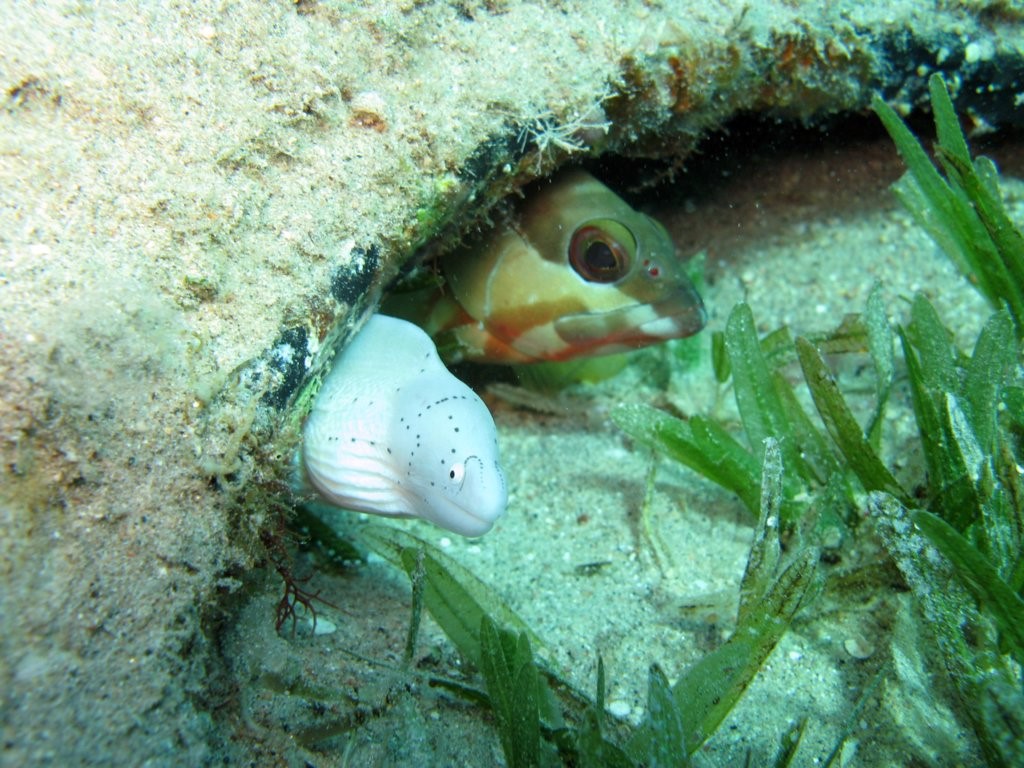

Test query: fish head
[445,170,707,362]
[389,376,507,537]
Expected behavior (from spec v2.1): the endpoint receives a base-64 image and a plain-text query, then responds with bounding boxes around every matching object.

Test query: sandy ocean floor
[220,130,1020,765]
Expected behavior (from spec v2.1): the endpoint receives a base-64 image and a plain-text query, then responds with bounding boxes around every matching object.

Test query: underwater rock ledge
[214,1,1024,446]
[1,0,1022,764]
[208,0,1024,512]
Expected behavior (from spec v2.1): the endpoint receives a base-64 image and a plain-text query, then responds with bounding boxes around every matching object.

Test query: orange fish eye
[568,221,635,284]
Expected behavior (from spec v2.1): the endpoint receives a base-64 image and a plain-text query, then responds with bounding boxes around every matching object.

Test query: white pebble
[964,40,994,63]
[607,699,632,718]
[310,616,337,636]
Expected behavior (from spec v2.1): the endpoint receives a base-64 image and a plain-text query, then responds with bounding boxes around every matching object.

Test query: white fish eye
[448,462,465,485]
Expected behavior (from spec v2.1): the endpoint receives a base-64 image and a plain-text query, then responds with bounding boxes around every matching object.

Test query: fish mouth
[553,291,708,353]
[425,456,507,537]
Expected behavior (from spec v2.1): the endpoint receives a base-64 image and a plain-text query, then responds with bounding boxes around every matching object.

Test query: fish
[395,169,707,364]
[300,314,507,537]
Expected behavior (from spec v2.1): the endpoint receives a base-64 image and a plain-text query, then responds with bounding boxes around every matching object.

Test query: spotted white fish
[301,314,506,537]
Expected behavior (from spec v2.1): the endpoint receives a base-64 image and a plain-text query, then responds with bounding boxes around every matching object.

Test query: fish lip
[424,497,501,537]
[640,293,708,337]
[553,292,708,349]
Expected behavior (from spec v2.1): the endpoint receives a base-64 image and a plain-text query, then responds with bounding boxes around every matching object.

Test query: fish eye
[568,220,635,284]
[448,462,465,484]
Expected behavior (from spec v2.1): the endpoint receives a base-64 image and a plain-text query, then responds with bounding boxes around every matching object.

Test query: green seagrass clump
[873,74,1024,338]
[613,74,1024,766]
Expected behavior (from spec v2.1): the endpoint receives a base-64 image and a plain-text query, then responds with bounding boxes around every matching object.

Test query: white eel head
[387,373,507,536]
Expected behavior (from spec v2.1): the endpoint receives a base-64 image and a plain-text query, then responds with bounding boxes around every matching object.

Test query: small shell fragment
[843,635,875,660]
